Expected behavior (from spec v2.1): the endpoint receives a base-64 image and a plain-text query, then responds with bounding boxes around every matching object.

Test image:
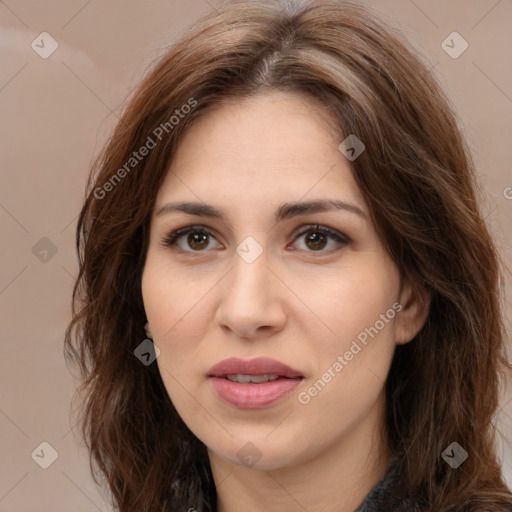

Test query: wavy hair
[64,1,512,510]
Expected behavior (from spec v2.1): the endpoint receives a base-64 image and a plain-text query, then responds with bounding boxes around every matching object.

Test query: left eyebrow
[155,199,367,222]
[275,199,367,221]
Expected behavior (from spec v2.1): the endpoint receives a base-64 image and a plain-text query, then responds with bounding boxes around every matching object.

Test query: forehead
[154,90,367,217]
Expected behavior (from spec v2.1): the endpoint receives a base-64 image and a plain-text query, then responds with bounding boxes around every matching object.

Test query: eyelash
[159,223,350,255]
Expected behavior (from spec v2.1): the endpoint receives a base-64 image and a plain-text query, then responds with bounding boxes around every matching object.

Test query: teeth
[225,374,280,384]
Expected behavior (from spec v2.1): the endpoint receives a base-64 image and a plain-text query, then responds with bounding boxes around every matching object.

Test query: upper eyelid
[161,223,349,249]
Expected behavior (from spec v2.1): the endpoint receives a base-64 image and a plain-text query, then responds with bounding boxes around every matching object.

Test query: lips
[208,357,303,379]
[207,357,304,409]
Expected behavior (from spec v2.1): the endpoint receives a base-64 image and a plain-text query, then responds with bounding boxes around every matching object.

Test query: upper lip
[208,357,303,378]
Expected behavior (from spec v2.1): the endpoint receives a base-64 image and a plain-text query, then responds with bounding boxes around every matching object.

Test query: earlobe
[144,321,153,339]
[395,281,431,345]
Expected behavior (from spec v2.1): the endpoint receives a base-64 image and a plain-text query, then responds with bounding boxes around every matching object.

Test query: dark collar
[354,456,418,512]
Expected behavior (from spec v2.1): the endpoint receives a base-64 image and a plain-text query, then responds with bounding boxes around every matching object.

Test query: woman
[64,1,512,511]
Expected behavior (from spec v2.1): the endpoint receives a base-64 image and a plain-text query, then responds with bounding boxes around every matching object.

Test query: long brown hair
[64,1,512,510]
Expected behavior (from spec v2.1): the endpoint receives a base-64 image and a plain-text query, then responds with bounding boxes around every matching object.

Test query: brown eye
[161,226,223,253]
[292,225,349,253]
[187,232,209,250]
[161,224,349,255]
[305,232,328,251]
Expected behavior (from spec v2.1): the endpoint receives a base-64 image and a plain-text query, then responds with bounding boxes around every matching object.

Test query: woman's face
[141,90,423,471]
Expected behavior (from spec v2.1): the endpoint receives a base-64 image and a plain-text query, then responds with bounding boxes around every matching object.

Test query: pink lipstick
[207,357,304,409]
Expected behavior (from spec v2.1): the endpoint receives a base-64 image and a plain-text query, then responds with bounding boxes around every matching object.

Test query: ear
[394,279,431,345]
[144,321,153,339]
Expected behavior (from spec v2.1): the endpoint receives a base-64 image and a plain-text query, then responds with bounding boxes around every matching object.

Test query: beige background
[1,0,511,510]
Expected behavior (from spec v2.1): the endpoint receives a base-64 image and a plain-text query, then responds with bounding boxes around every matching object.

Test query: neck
[208,399,393,512]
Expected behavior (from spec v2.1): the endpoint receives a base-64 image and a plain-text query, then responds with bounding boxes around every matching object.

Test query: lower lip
[208,377,303,409]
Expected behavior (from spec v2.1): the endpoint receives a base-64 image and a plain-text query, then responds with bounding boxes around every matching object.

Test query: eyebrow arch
[156,199,366,222]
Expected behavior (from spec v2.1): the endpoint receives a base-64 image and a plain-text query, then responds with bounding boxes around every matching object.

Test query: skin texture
[141,90,429,512]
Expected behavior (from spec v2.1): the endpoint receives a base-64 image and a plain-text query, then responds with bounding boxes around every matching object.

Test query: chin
[207,432,310,471]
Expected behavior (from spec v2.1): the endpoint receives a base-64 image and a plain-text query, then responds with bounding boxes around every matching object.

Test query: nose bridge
[229,242,269,299]
[216,239,286,337]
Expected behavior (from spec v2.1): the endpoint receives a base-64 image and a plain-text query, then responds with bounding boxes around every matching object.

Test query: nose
[215,247,287,340]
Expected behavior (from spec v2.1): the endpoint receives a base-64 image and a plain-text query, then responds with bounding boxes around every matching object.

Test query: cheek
[141,267,205,416]
[141,257,211,346]
[141,257,222,413]
[307,261,399,351]
[141,269,216,443]
[298,268,398,414]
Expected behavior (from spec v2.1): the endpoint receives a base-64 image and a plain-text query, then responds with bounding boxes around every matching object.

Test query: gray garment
[354,457,419,512]
[354,456,512,512]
